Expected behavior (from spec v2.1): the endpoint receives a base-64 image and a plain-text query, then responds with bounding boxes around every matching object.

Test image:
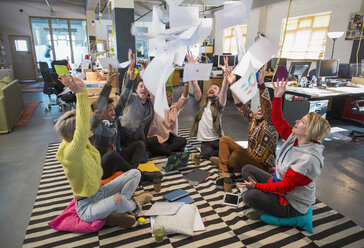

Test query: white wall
[0,1,85,67]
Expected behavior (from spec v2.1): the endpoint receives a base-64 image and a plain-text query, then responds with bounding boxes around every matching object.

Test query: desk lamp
[327,32,344,59]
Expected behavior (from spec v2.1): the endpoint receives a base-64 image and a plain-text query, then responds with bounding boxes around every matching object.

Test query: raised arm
[91,64,119,129]
[257,64,272,122]
[272,79,293,140]
[58,76,88,156]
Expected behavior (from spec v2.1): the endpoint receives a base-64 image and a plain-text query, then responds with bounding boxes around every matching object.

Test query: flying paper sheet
[233,36,280,76]
[119,61,130,68]
[170,6,199,28]
[214,0,253,30]
[231,36,280,104]
[97,57,121,69]
[187,18,213,46]
[230,63,258,104]
[183,63,213,82]
[54,65,69,76]
[152,5,163,33]
[234,25,245,63]
[166,0,184,7]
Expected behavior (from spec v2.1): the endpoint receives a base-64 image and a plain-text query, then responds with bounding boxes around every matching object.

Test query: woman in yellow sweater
[54,75,151,228]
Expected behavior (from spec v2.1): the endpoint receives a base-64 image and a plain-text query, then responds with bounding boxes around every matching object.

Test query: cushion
[138,161,162,172]
[260,206,313,234]
[48,199,106,233]
[0,76,12,84]
[154,204,196,236]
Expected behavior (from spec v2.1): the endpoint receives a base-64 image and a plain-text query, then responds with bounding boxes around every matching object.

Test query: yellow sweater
[56,91,103,197]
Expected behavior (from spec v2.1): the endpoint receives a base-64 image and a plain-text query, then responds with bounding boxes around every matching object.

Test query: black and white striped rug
[23,129,364,247]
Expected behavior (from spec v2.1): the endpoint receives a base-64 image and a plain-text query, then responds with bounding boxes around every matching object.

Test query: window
[14,40,28,52]
[281,12,331,60]
[223,25,247,54]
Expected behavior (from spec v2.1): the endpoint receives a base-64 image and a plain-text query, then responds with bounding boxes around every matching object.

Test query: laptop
[159,152,190,172]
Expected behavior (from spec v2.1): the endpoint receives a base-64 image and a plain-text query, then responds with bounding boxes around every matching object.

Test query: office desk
[265,83,364,124]
[87,87,118,117]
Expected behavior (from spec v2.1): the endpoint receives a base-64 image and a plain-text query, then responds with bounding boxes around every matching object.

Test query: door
[9,35,36,81]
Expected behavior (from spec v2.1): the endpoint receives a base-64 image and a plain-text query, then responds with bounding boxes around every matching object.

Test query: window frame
[222,25,247,54]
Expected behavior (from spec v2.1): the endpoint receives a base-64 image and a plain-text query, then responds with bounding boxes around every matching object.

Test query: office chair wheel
[349,131,354,137]
[45,107,48,113]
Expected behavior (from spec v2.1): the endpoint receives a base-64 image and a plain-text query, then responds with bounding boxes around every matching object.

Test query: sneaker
[132,192,153,206]
[141,171,163,182]
[244,208,263,220]
[106,212,136,228]
[209,156,219,166]
[216,172,232,186]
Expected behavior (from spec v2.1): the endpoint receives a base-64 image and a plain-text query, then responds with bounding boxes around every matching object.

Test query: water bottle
[184,147,189,153]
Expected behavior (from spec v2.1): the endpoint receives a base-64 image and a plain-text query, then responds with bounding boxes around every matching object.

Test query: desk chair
[40,62,65,112]
[349,99,364,141]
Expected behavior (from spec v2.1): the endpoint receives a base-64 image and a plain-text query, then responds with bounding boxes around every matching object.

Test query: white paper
[97,57,121,69]
[187,18,213,46]
[230,63,258,104]
[150,206,205,236]
[145,202,184,216]
[233,36,280,76]
[236,141,248,149]
[119,60,130,68]
[174,44,187,66]
[183,63,213,82]
[214,0,253,30]
[170,6,199,28]
[152,5,163,33]
[166,0,184,7]
[234,25,245,63]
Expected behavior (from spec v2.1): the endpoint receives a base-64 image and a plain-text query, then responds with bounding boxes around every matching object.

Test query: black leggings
[241,164,303,218]
[101,141,145,179]
[146,133,187,156]
[201,140,219,159]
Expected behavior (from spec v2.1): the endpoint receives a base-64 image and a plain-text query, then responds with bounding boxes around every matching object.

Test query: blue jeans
[75,169,141,222]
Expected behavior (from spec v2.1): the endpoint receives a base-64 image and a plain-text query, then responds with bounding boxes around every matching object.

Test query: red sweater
[254,97,312,205]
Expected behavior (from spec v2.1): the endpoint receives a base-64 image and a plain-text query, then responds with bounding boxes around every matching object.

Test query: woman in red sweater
[238,79,331,219]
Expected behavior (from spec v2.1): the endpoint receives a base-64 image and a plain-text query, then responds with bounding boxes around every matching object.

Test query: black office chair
[349,99,364,141]
[51,60,77,111]
[39,62,65,112]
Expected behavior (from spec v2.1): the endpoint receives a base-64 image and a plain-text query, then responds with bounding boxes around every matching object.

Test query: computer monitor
[270,58,287,69]
[348,63,362,78]
[338,63,349,78]
[288,61,311,78]
[219,55,235,67]
[317,59,339,78]
[212,55,219,67]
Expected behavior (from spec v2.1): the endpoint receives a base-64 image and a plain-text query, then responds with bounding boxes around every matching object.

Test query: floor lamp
[327,32,344,59]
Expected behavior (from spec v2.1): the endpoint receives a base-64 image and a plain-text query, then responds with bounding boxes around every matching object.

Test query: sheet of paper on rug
[236,141,248,149]
[234,25,245,63]
[230,63,258,104]
[145,202,184,216]
[183,63,213,82]
[170,6,199,28]
[97,57,121,69]
[150,208,205,236]
[214,0,252,30]
[119,60,130,68]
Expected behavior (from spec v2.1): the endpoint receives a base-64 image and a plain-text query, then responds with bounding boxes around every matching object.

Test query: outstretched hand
[236,176,256,189]
[127,48,136,79]
[186,50,198,63]
[218,56,229,72]
[106,64,120,86]
[138,59,147,70]
[59,75,84,93]
[224,67,236,85]
[272,78,288,98]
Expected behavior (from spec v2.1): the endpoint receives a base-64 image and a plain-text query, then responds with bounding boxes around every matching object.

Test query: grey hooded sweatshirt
[275,133,325,214]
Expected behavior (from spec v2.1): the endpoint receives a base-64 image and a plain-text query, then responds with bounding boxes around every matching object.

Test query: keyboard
[327,80,347,87]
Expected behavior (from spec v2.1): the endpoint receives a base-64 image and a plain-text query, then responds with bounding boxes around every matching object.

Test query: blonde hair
[306,112,331,142]
[54,109,76,142]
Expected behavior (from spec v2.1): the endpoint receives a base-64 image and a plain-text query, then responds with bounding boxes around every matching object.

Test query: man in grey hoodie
[237,78,331,219]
